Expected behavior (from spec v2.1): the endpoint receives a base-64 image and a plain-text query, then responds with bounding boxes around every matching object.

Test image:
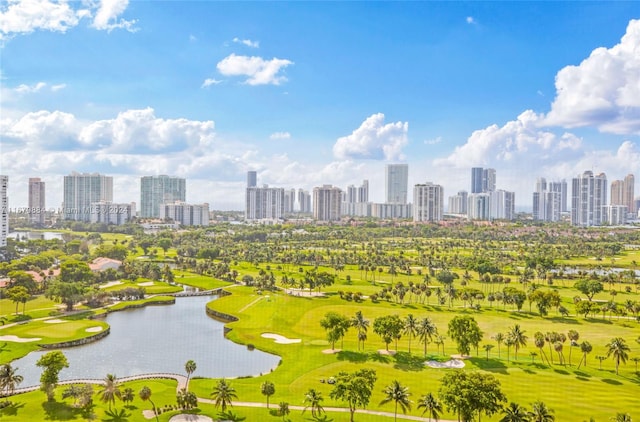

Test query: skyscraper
[245,185,285,220]
[532,177,563,222]
[0,176,7,248]
[385,164,408,204]
[247,171,257,188]
[413,182,443,222]
[313,185,342,221]
[140,175,186,218]
[297,189,311,213]
[448,191,468,214]
[471,167,495,193]
[571,171,607,226]
[624,174,635,214]
[63,172,113,221]
[28,178,46,226]
[471,167,484,194]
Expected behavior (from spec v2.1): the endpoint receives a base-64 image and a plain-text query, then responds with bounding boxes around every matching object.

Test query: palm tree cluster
[0,364,23,398]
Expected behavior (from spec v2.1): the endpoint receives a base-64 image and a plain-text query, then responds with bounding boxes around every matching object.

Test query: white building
[284,189,296,214]
[448,191,468,215]
[603,205,628,226]
[385,164,408,204]
[246,185,285,221]
[413,182,443,222]
[160,201,209,226]
[297,189,311,213]
[313,185,342,221]
[90,202,135,225]
[140,175,186,218]
[490,190,515,220]
[468,193,490,220]
[0,176,7,248]
[63,172,113,222]
[571,171,607,226]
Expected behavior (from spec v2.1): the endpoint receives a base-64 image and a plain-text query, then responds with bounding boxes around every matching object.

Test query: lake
[11,295,280,387]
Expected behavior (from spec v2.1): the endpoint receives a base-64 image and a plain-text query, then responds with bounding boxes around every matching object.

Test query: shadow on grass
[574,371,591,378]
[602,378,623,385]
[471,358,509,374]
[584,318,613,325]
[576,376,590,382]
[546,316,579,325]
[103,408,131,421]
[553,368,570,375]
[393,352,426,372]
[522,368,537,375]
[0,400,25,416]
[336,350,369,363]
[42,400,85,421]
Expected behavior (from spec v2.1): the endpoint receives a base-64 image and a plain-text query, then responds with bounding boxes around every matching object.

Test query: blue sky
[1,1,639,211]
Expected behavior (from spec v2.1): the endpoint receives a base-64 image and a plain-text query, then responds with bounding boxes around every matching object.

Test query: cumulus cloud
[269,131,291,140]
[0,0,135,40]
[201,78,223,88]
[217,54,293,85]
[1,109,81,149]
[544,19,640,134]
[13,81,66,93]
[90,0,137,32]
[333,113,409,161]
[434,110,582,169]
[424,136,442,145]
[466,16,476,24]
[233,37,259,48]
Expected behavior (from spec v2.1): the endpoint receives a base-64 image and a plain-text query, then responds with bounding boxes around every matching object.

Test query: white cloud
[90,0,137,32]
[15,81,46,93]
[216,53,293,86]
[466,16,476,24]
[269,131,291,140]
[544,19,640,134]
[434,110,582,169]
[201,78,223,88]
[233,37,259,48]
[333,113,409,161]
[0,0,136,40]
[424,136,442,145]
[51,83,66,91]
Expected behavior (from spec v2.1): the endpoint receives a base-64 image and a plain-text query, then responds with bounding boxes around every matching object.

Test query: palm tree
[302,388,324,418]
[606,337,630,375]
[631,356,640,372]
[121,387,135,406]
[417,392,442,421]
[98,373,121,410]
[501,402,531,422]
[417,317,437,357]
[505,337,515,362]
[509,324,528,360]
[379,380,412,422]
[211,379,237,412]
[403,314,418,353]
[611,413,632,422]
[528,401,555,422]
[483,344,494,361]
[596,355,608,370]
[553,342,564,366]
[139,386,159,422]
[0,364,23,396]
[185,360,197,389]
[351,311,370,351]
[567,330,579,366]
[577,341,593,369]
[494,333,505,358]
[261,381,275,408]
[278,401,290,421]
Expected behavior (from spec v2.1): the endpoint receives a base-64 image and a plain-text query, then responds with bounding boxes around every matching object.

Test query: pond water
[8,231,64,241]
[11,295,280,387]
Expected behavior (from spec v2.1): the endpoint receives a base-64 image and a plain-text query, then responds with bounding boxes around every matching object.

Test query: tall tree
[417,317,438,357]
[329,369,377,422]
[606,337,630,375]
[36,351,69,401]
[373,314,404,352]
[351,311,370,351]
[494,333,505,359]
[380,380,412,422]
[567,330,579,366]
[211,379,237,412]
[278,401,290,421]
[302,388,324,418]
[508,324,528,361]
[98,373,122,410]
[403,314,418,353]
[447,315,483,356]
[439,371,506,422]
[577,341,593,369]
[260,381,275,408]
[320,312,350,350]
[0,364,23,396]
[139,386,159,422]
[500,402,531,422]
[417,392,442,421]
[185,360,197,389]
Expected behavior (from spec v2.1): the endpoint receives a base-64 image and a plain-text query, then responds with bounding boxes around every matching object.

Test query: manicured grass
[173,270,233,290]
[101,279,183,294]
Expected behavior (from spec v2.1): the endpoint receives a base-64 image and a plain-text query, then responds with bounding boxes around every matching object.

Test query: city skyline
[1,2,640,210]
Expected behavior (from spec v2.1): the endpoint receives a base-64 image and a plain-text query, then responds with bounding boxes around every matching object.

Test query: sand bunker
[168,415,213,422]
[261,333,301,344]
[425,359,466,369]
[137,281,155,286]
[85,326,103,333]
[99,281,123,289]
[322,348,342,354]
[0,335,42,343]
[44,319,66,324]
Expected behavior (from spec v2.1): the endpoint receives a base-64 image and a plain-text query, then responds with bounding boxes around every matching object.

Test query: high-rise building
[490,190,515,220]
[284,189,296,213]
[140,175,186,218]
[246,185,285,221]
[28,177,46,226]
[0,176,8,248]
[313,185,342,221]
[532,177,564,222]
[413,182,444,222]
[467,193,490,220]
[471,167,484,194]
[624,174,635,214]
[571,171,607,226]
[448,191,468,214]
[297,189,311,213]
[471,167,496,193]
[247,171,257,188]
[385,164,408,204]
[63,172,113,221]
[160,201,209,226]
